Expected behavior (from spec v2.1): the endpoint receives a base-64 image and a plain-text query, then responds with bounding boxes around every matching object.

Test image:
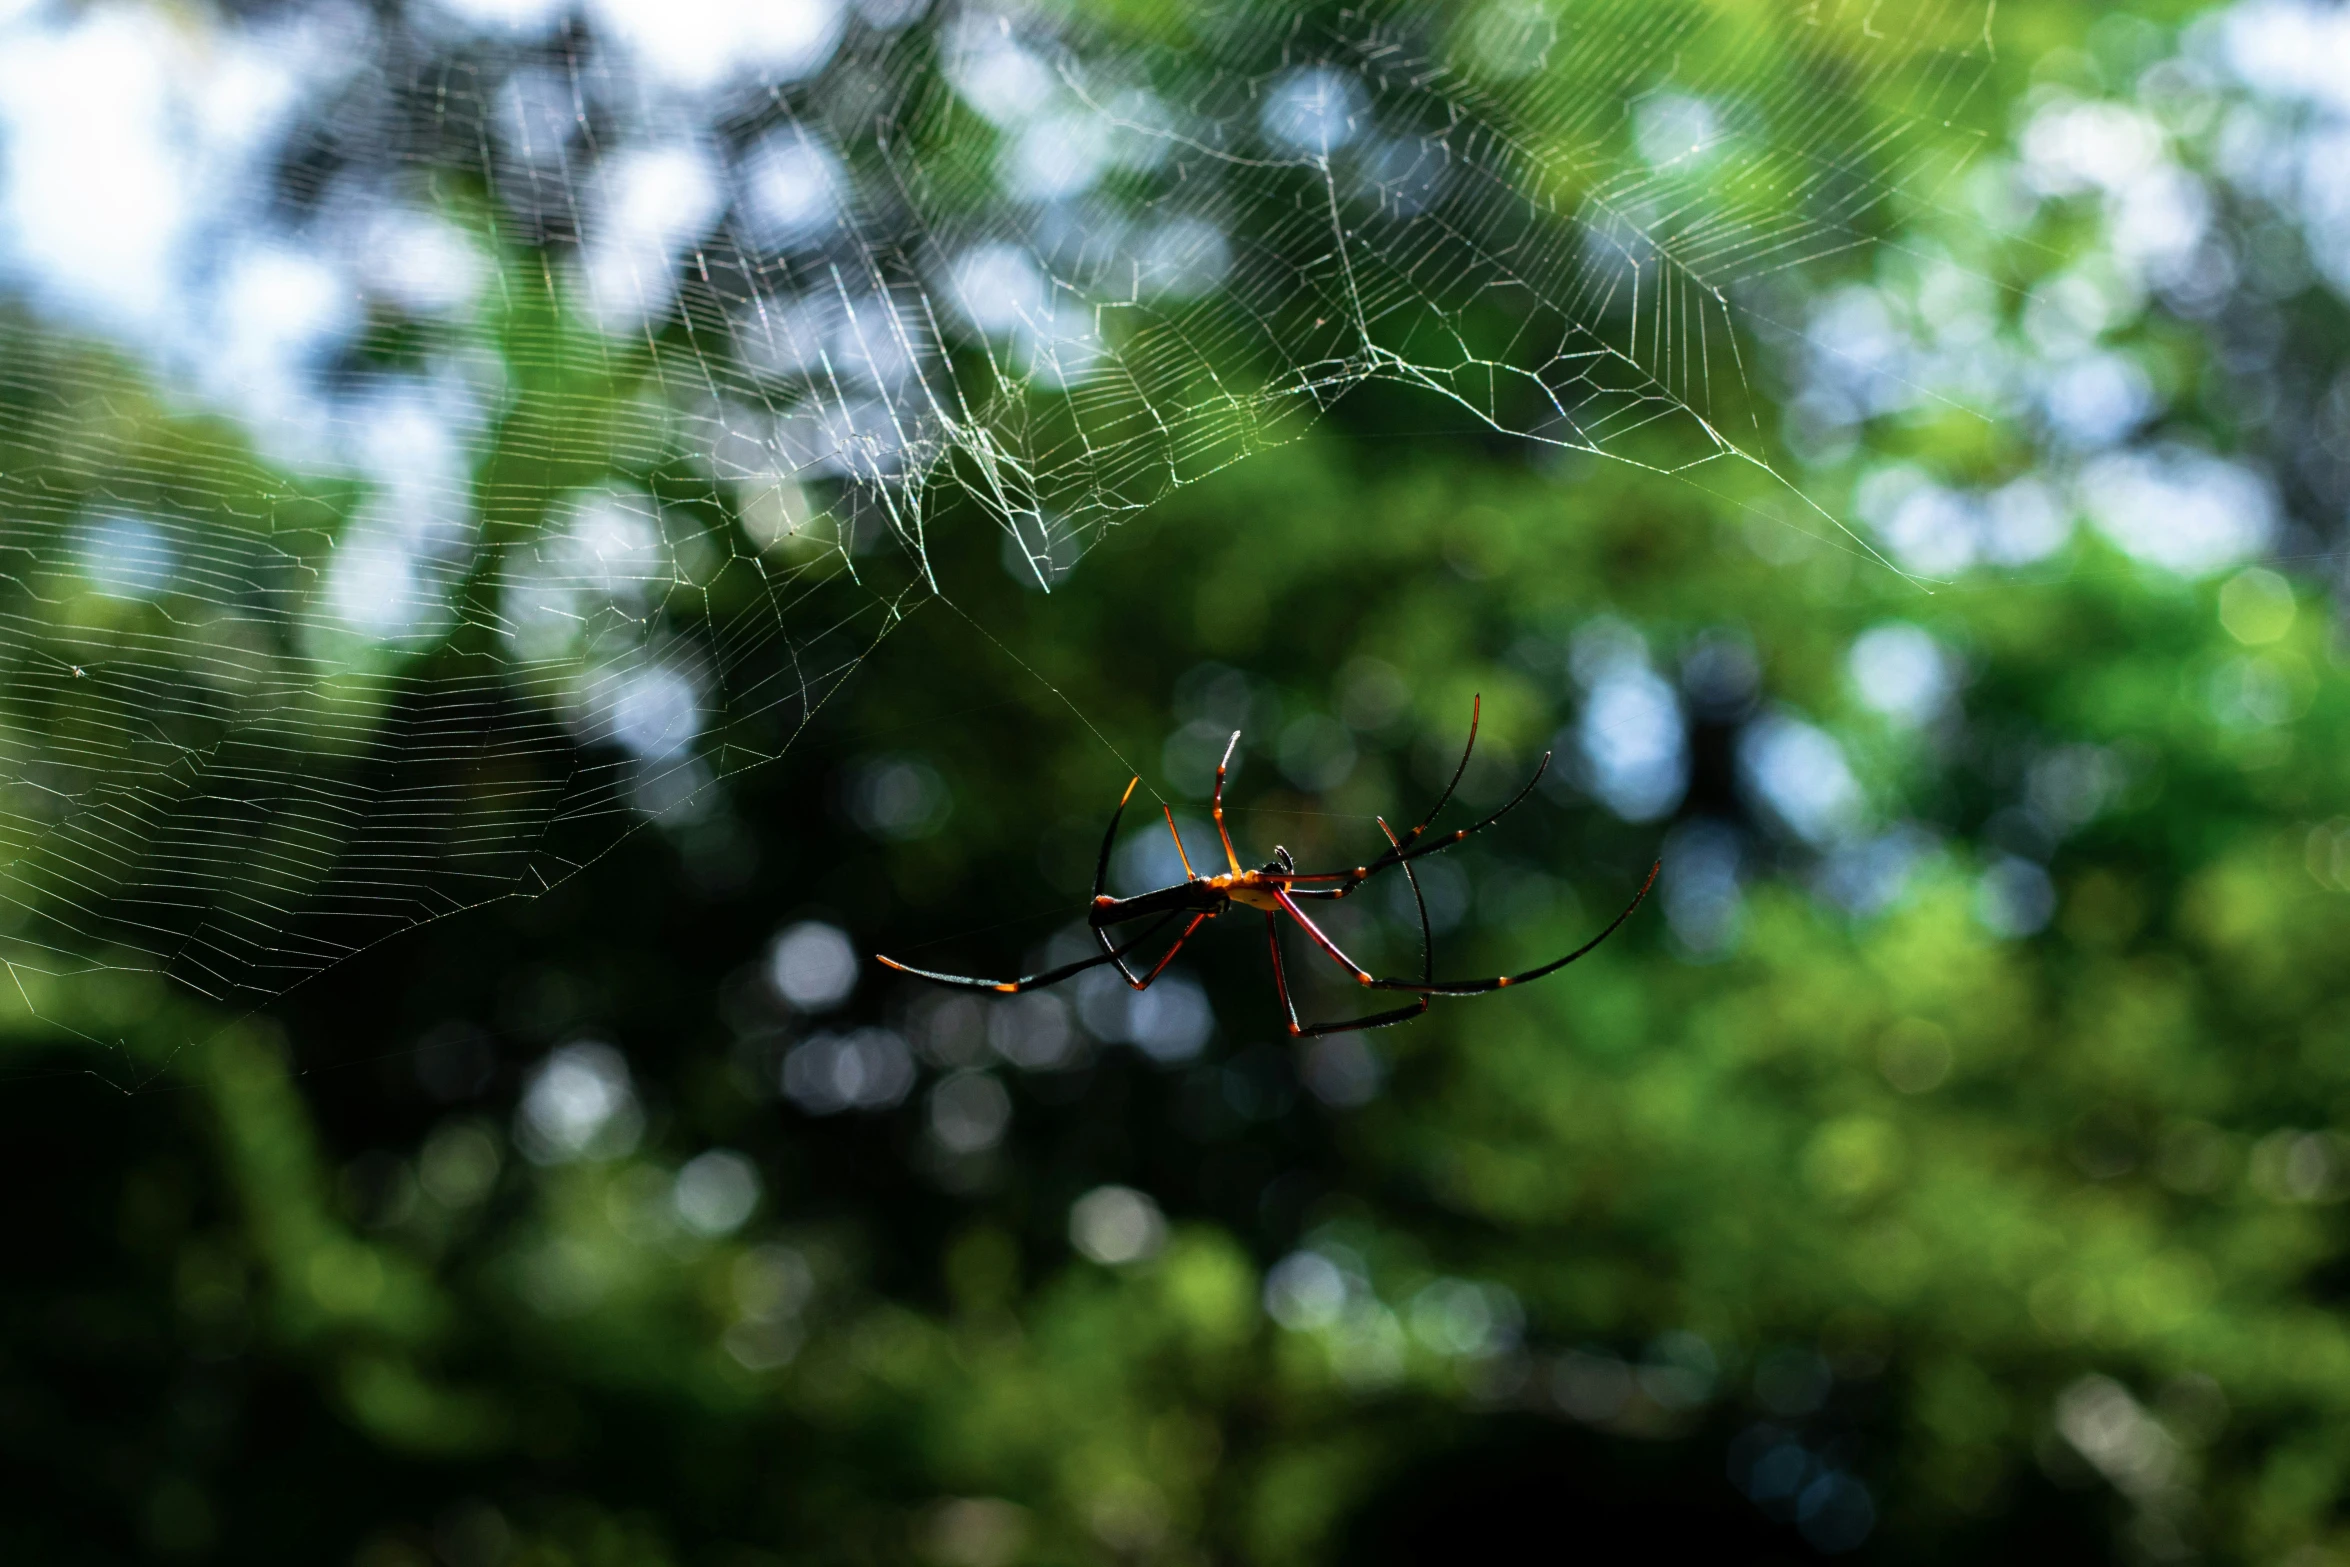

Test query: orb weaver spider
[875,697,1660,1037]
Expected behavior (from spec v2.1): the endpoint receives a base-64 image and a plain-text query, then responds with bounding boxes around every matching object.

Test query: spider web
[0,0,1989,1025]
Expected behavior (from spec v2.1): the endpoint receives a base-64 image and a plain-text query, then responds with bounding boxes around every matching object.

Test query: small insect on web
[875,697,1661,1036]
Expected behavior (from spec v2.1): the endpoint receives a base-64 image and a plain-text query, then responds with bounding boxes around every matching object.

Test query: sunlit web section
[0,0,1982,1013]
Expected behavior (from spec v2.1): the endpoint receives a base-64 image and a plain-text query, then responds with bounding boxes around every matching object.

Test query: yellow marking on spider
[994,982,1018,993]
[1209,871,1285,912]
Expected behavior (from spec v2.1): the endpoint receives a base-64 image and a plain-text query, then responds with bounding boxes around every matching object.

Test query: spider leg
[1390,691,1481,856]
[1124,911,1211,991]
[1090,776,1151,984]
[1093,778,1141,900]
[1292,997,1439,1036]
[1264,911,1300,1034]
[1383,814,1435,994]
[1273,815,1434,1037]
[1211,729,1243,874]
[879,908,1184,994]
[1362,860,1660,995]
[1273,887,1375,984]
[1162,806,1198,880]
[1277,695,1484,899]
[1276,746,1553,897]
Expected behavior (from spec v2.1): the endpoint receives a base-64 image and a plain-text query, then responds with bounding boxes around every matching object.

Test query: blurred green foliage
[7,0,2350,1564]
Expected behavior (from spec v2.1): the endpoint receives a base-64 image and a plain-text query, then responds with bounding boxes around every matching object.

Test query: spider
[875,697,1660,1037]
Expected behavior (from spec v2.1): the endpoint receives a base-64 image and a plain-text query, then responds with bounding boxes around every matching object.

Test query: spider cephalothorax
[877,697,1658,1036]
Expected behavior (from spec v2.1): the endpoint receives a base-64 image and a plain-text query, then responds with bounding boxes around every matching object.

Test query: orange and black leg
[879,908,1187,994]
[1266,819,1434,1036]
[1361,862,1660,995]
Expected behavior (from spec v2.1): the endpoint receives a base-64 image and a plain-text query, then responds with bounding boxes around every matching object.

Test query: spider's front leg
[1284,735,1556,902]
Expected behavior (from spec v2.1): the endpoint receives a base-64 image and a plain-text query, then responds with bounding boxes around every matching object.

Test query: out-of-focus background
[1,0,2347,1559]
